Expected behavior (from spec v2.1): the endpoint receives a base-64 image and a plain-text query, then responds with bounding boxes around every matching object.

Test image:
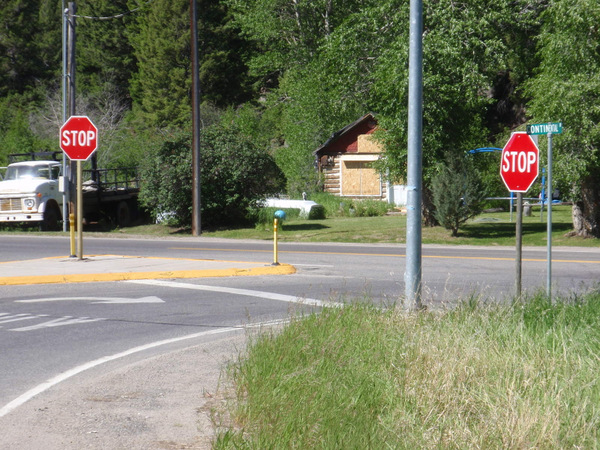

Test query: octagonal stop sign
[60,115,98,161]
[500,132,539,192]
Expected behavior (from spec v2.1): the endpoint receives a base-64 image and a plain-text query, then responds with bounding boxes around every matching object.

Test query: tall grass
[310,192,393,217]
[215,293,600,448]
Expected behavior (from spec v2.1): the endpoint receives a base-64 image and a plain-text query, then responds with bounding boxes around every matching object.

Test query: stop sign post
[60,115,98,260]
[60,115,98,161]
[499,131,540,300]
[500,132,539,192]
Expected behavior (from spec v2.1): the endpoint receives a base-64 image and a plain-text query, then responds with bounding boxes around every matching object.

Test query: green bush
[309,193,390,218]
[352,199,391,217]
[431,152,486,236]
[307,204,326,220]
[139,126,286,228]
[310,192,348,217]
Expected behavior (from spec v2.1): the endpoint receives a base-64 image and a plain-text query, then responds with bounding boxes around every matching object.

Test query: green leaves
[431,152,486,236]
[138,125,285,227]
[525,0,600,200]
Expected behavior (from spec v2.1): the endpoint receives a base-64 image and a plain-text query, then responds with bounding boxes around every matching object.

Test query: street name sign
[526,122,563,135]
[500,132,540,192]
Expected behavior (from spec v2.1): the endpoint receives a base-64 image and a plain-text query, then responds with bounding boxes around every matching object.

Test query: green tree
[272,7,387,194]
[76,1,137,101]
[226,0,368,77]
[368,0,542,222]
[431,153,486,237]
[0,0,61,96]
[128,0,191,128]
[139,126,285,227]
[226,0,543,205]
[524,0,600,238]
[0,103,39,164]
[197,0,255,107]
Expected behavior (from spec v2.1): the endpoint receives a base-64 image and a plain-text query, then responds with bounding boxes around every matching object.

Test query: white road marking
[16,296,164,304]
[0,280,341,417]
[0,313,46,325]
[125,279,344,308]
[0,324,253,418]
[11,316,105,332]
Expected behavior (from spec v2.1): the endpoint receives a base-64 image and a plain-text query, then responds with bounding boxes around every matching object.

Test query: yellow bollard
[69,212,76,257]
[272,217,279,265]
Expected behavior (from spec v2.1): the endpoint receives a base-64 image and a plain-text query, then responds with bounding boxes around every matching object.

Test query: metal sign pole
[526,122,562,299]
[405,0,424,311]
[77,160,83,260]
[61,3,68,232]
[515,192,523,299]
[546,132,553,299]
[540,168,545,222]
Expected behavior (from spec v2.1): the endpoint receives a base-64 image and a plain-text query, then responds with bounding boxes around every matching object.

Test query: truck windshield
[5,166,52,180]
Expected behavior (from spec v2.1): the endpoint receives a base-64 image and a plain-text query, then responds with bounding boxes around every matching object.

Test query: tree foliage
[524,0,600,237]
[226,0,369,76]
[0,0,599,234]
[138,126,285,228]
[128,0,191,128]
[431,152,486,237]
[77,1,137,101]
[0,0,61,97]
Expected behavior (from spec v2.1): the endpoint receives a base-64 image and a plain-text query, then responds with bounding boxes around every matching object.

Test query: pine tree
[128,0,191,128]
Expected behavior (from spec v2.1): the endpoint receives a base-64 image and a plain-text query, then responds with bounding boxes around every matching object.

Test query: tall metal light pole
[404,0,424,310]
[67,2,77,256]
[61,1,68,231]
[190,0,202,236]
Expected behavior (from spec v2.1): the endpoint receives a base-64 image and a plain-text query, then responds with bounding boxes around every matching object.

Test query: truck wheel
[116,201,130,228]
[40,205,61,231]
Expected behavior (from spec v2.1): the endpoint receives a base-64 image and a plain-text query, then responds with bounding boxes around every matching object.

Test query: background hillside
[0,0,598,236]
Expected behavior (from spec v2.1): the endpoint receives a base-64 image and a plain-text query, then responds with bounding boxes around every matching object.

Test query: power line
[72,0,155,21]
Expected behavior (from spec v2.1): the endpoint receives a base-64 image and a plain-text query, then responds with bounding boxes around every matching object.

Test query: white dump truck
[0,153,139,230]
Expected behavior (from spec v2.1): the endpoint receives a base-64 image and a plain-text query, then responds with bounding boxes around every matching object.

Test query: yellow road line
[170,247,600,265]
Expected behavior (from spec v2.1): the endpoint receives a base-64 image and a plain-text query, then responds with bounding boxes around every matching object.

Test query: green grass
[2,205,598,247]
[200,205,598,247]
[214,292,600,448]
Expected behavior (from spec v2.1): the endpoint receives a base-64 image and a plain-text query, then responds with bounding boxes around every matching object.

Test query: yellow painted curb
[0,264,296,286]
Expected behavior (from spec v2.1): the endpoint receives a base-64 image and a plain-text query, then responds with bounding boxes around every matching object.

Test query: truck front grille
[0,198,22,212]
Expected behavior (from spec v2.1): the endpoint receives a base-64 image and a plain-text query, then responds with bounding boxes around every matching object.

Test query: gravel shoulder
[0,332,247,450]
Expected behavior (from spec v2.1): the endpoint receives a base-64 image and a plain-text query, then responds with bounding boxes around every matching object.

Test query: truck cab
[0,160,63,230]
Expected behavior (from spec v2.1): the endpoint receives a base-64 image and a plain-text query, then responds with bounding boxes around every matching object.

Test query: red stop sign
[500,132,539,192]
[60,115,98,161]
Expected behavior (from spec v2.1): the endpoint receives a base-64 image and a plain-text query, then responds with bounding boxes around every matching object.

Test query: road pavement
[0,235,598,449]
[0,250,297,449]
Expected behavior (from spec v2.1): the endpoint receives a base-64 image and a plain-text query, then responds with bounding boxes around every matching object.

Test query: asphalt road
[0,234,598,421]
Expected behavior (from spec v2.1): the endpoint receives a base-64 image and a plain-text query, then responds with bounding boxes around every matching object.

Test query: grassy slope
[216,294,600,448]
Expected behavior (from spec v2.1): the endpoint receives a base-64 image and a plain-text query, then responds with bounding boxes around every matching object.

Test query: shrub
[310,192,349,217]
[309,193,390,218]
[353,199,391,217]
[307,204,326,220]
[139,126,286,228]
[431,152,486,236]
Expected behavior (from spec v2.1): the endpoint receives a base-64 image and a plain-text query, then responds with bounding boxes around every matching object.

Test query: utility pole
[190,0,202,236]
[67,2,77,252]
[405,0,424,311]
[61,1,68,231]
